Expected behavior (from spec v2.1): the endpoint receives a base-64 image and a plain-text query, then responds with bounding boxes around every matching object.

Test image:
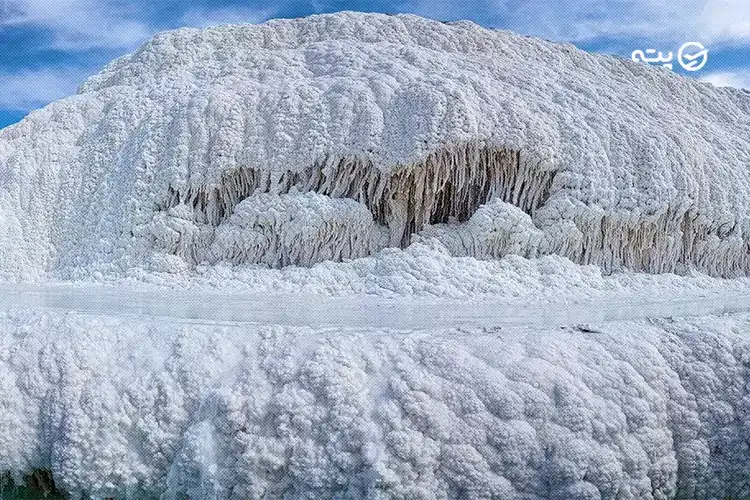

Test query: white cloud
[1,0,150,51]
[0,67,93,110]
[0,2,273,113]
[701,70,750,90]
[699,0,750,45]
[409,0,750,47]
[4,0,748,52]
[180,6,275,29]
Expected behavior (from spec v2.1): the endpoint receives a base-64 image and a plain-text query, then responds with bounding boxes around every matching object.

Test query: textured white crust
[1,310,749,499]
[0,12,749,279]
[3,13,750,500]
[204,192,388,267]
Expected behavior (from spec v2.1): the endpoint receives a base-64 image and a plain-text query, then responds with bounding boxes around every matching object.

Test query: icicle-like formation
[156,144,555,266]
[422,198,750,277]
[548,206,750,276]
[153,140,750,277]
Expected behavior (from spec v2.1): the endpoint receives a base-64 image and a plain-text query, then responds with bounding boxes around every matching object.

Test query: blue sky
[1,0,749,129]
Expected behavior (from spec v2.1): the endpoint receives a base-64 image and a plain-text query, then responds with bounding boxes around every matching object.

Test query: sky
[1,0,749,129]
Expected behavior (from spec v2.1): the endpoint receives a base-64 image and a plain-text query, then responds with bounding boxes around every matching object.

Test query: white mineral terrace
[1,10,750,500]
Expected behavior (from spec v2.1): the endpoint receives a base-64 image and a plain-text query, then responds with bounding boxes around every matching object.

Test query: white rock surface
[2,12,750,500]
[1,309,749,499]
[146,192,387,267]
[0,12,749,279]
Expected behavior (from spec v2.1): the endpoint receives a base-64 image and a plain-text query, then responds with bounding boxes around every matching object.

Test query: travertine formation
[2,309,750,499]
[2,13,750,499]
[0,12,748,279]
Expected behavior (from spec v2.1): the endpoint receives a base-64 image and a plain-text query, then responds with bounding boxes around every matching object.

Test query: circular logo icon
[678,42,708,71]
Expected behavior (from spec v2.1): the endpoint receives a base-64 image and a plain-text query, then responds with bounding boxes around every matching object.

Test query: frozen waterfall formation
[0,11,749,280]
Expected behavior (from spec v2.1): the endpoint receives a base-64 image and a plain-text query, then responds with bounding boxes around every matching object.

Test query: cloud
[3,0,749,53]
[405,0,750,47]
[701,70,750,90]
[0,0,749,120]
[699,0,750,45]
[180,5,275,28]
[1,0,151,51]
[0,67,93,110]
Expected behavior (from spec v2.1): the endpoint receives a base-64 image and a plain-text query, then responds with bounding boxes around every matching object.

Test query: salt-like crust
[1,309,749,499]
[0,12,749,279]
[3,13,750,500]
[147,192,387,267]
